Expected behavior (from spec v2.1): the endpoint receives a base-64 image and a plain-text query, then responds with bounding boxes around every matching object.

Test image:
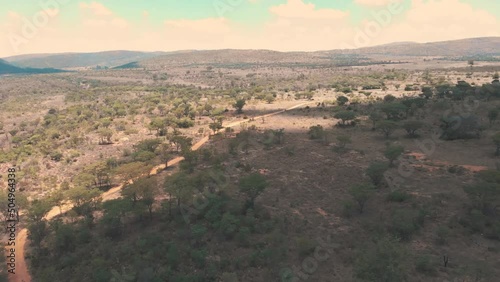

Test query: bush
[308,125,326,140]
[390,209,423,241]
[296,237,316,258]
[354,237,409,282]
[435,226,451,245]
[387,190,412,202]
[415,255,437,276]
[366,161,389,186]
[334,111,357,126]
[342,200,355,218]
[337,96,349,106]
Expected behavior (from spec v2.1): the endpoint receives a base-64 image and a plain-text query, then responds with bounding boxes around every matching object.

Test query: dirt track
[6,101,312,282]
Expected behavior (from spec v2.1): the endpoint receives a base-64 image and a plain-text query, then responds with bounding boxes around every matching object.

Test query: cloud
[79,2,113,16]
[269,0,348,19]
[376,0,500,44]
[1,0,500,57]
[354,0,403,7]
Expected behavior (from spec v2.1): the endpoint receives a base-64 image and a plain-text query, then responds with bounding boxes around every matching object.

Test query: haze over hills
[2,37,499,70]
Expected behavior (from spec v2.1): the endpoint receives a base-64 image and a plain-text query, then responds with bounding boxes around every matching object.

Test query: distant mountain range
[0,59,65,75]
[1,37,499,71]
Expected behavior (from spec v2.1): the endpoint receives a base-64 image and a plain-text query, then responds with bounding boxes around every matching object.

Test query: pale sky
[1,0,499,57]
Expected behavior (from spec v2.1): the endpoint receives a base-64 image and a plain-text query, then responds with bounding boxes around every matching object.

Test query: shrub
[296,237,316,258]
[366,161,389,186]
[337,96,349,106]
[390,209,422,241]
[354,237,409,282]
[334,111,357,126]
[435,226,451,245]
[387,190,412,202]
[342,200,355,218]
[308,125,325,140]
[415,255,437,276]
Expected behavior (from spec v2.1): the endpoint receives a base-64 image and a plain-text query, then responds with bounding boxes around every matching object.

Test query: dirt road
[7,102,312,282]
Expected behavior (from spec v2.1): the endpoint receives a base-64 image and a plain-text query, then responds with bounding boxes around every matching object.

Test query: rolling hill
[4,50,166,69]
[2,37,499,70]
[0,59,65,75]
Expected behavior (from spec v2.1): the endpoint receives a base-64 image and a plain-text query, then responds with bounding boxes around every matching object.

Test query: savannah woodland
[1,44,500,282]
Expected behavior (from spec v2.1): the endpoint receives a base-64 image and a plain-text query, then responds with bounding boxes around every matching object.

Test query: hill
[4,37,499,70]
[3,50,166,69]
[0,59,65,75]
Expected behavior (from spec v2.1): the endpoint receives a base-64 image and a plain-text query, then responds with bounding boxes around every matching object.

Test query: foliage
[366,161,389,187]
[349,183,375,213]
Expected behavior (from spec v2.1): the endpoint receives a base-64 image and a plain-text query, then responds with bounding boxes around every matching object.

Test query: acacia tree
[349,183,375,213]
[384,145,405,167]
[239,173,268,210]
[402,120,425,138]
[233,99,246,114]
[377,120,399,139]
[164,172,195,212]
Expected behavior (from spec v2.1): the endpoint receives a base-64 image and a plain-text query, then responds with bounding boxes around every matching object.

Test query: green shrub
[387,190,412,202]
[296,237,316,258]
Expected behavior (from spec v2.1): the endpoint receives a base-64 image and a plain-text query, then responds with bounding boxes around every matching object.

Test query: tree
[440,115,481,140]
[488,109,499,126]
[377,120,399,139]
[156,143,171,168]
[26,199,53,249]
[164,172,195,211]
[239,173,268,209]
[122,177,156,205]
[349,183,375,213]
[383,94,396,103]
[265,94,275,104]
[49,189,65,215]
[337,96,349,106]
[233,99,246,114]
[402,120,425,138]
[380,103,407,120]
[66,187,101,216]
[493,132,500,156]
[334,111,356,126]
[209,116,224,135]
[336,135,352,149]
[369,112,383,130]
[113,162,152,182]
[366,161,389,186]
[384,144,404,167]
[494,72,500,80]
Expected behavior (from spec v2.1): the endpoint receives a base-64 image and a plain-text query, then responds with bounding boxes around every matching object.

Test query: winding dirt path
[7,102,312,282]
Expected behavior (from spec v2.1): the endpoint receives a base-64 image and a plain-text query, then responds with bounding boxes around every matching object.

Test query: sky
[0,0,499,57]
